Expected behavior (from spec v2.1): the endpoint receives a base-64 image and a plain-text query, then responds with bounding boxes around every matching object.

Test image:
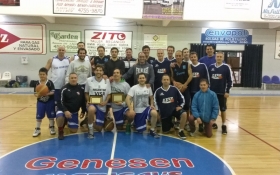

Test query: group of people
[33,42,232,140]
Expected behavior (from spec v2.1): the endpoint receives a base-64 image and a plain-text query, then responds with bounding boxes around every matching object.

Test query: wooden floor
[0,94,280,175]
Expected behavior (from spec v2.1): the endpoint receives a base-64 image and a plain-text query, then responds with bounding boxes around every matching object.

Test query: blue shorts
[54,89,61,104]
[56,111,79,129]
[134,107,151,132]
[36,100,55,119]
[113,107,128,125]
[88,105,106,126]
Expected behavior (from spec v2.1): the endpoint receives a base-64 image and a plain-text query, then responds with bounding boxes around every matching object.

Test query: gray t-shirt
[111,81,131,112]
[127,84,153,113]
[65,59,92,85]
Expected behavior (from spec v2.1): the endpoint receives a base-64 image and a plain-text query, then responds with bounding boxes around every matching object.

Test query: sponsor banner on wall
[0,0,20,6]
[143,0,185,19]
[201,28,252,44]
[53,0,105,15]
[84,30,132,57]
[274,31,280,59]
[144,34,167,50]
[261,0,280,20]
[106,0,142,19]
[0,24,46,54]
[49,31,81,52]
[224,0,250,9]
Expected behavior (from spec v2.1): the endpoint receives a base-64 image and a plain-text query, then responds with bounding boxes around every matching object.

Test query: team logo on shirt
[77,92,80,95]
[212,74,223,79]
[136,67,149,74]
[162,97,174,103]
[150,60,154,63]
[155,64,159,67]
[192,72,200,78]
[183,65,186,69]
[160,93,164,96]
[211,68,215,71]
[157,68,166,73]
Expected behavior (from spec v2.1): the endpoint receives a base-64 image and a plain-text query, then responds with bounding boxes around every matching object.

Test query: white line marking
[108,111,118,175]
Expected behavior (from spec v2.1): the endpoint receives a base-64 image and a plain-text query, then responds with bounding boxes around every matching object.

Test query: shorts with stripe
[88,104,106,126]
[36,100,55,119]
[113,107,128,125]
[134,107,151,132]
[56,111,79,129]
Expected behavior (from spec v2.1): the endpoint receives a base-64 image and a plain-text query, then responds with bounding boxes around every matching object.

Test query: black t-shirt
[147,56,156,64]
[93,55,110,68]
[34,80,55,103]
[171,62,189,84]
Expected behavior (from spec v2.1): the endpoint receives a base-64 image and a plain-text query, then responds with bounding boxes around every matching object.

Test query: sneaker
[49,126,56,135]
[150,130,160,138]
[126,124,131,134]
[198,124,204,133]
[222,125,227,135]
[184,124,191,132]
[88,128,94,139]
[58,131,64,140]
[212,123,218,129]
[178,130,186,140]
[33,128,41,137]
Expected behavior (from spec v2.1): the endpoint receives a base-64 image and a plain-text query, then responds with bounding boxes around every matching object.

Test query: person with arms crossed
[45,46,69,111]
[109,68,131,131]
[152,49,171,92]
[142,45,156,64]
[56,73,86,140]
[189,79,219,138]
[123,48,137,87]
[154,74,187,139]
[125,73,159,138]
[208,51,233,134]
[70,42,90,62]
[85,65,111,139]
[33,67,56,137]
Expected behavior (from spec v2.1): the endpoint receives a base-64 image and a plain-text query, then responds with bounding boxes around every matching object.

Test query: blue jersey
[199,55,216,68]
[154,85,185,119]
[147,56,156,64]
[190,63,209,93]
[165,57,176,63]
[208,63,233,94]
[152,59,171,91]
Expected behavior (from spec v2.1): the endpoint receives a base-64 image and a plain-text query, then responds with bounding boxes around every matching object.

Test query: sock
[36,121,41,128]
[179,129,183,132]
[150,128,155,131]
[49,119,54,127]
[88,123,93,129]
[222,122,226,125]
[58,127,64,132]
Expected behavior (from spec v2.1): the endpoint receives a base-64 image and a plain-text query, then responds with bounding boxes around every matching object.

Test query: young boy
[33,67,56,137]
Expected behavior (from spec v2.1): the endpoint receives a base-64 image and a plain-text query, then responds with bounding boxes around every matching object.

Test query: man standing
[208,51,232,134]
[45,46,69,111]
[165,46,176,62]
[142,45,156,64]
[182,48,191,64]
[152,49,171,91]
[70,42,90,62]
[123,48,137,87]
[56,73,86,140]
[110,68,131,131]
[125,73,159,138]
[65,48,92,86]
[154,74,187,139]
[92,46,110,69]
[85,65,111,139]
[199,45,216,68]
[104,47,125,81]
[189,79,219,138]
[123,52,155,88]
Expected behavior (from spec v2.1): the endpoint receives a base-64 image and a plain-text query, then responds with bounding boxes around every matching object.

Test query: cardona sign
[201,28,252,44]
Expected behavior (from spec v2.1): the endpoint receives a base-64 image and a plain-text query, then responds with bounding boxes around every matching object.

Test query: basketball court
[0,91,280,175]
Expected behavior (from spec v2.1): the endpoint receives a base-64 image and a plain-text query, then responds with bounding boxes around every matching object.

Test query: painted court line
[227,119,280,152]
[108,130,118,174]
[0,107,27,120]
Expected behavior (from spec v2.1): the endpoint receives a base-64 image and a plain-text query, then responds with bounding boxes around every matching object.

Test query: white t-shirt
[85,77,111,112]
[111,81,131,112]
[127,84,153,113]
[50,56,69,89]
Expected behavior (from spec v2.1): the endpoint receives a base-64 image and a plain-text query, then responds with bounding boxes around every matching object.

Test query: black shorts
[182,88,190,111]
[216,94,227,112]
[161,109,186,132]
[190,92,196,103]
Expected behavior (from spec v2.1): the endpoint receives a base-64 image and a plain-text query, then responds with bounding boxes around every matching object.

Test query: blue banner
[201,28,252,44]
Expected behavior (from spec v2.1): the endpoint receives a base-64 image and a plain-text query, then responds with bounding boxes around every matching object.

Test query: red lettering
[81,159,103,169]
[128,158,148,168]
[109,33,117,40]
[168,171,182,175]
[171,158,194,168]
[91,32,102,39]
[150,158,170,168]
[25,156,56,170]
[102,32,107,39]
[57,159,80,169]
[105,158,126,169]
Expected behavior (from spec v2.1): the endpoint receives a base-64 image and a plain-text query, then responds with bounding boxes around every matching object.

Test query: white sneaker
[185,124,191,132]
[33,128,41,137]
[49,126,56,135]
[88,128,94,139]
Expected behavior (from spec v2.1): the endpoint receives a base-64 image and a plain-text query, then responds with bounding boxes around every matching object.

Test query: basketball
[104,119,114,131]
[35,84,49,96]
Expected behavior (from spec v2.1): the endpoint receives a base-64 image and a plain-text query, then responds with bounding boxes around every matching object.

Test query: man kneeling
[56,73,86,140]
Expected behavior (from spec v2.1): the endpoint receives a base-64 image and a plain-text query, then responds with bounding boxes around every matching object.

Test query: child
[33,67,56,137]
